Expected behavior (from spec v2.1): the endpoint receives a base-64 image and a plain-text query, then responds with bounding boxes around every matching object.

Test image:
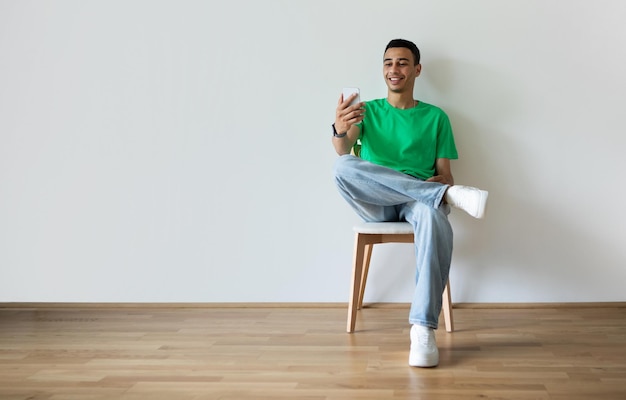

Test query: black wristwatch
[332,123,347,138]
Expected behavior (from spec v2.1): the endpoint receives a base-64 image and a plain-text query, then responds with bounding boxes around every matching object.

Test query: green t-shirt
[358,99,458,180]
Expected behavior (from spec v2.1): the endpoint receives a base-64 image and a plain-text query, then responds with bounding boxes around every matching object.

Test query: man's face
[383,47,421,93]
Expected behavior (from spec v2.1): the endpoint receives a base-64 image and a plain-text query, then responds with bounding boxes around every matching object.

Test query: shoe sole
[409,353,439,368]
[474,190,489,219]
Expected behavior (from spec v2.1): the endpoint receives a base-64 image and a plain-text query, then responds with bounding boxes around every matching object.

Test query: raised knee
[333,154,357,178]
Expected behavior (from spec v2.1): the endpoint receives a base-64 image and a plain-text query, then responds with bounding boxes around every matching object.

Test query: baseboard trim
[1,302,625,310]
[452,302,626,309]
[0,302,347,309]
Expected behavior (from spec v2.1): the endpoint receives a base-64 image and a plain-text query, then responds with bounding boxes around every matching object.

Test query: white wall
[1,0,625,303]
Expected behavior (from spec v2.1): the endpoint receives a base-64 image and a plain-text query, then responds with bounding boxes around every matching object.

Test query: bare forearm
[332,126,359,155]
[426,158,454,185]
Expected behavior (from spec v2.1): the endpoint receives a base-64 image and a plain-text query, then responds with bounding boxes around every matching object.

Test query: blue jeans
[333,155,453,329]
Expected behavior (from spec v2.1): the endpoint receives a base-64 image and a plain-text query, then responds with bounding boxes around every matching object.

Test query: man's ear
[415,63,422,77]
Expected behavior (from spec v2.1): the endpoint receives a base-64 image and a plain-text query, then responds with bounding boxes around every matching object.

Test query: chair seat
[353,221,413,234]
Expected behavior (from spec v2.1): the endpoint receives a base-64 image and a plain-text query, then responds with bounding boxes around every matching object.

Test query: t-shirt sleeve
[436,113,459,160]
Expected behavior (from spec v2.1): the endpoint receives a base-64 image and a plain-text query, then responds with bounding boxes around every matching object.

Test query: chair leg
[347,233,366,333]
[442,279,454,333]
[357,243,373,310]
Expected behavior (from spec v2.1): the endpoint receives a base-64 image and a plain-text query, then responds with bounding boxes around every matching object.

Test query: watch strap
[332,123,347,138]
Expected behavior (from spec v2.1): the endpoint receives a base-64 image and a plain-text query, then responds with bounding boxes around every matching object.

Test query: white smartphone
[342,87,360,106]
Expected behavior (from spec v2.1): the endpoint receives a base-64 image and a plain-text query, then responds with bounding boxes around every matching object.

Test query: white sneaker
[445,185,489,219]
[409,325,439,367]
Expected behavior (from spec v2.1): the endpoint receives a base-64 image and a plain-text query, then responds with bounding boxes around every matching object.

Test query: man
[332,39,488,368]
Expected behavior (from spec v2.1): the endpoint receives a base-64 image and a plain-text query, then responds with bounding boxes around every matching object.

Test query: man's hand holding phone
[334,87,365,136]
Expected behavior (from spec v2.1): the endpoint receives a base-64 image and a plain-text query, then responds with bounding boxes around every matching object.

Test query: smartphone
[342,87,360,106]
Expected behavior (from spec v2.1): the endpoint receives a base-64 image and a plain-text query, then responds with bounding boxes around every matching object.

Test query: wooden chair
[347,221,454,333]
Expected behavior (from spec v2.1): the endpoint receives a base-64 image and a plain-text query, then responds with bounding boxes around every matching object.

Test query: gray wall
[2,0,625,303]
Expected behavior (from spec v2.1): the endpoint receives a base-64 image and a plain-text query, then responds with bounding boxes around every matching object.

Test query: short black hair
[384,39,421,65]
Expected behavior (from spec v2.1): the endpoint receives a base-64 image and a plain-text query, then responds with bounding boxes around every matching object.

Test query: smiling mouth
[388,77,403,84]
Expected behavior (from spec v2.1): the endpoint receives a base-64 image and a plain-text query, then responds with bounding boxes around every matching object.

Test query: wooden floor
[1,305,625,400]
